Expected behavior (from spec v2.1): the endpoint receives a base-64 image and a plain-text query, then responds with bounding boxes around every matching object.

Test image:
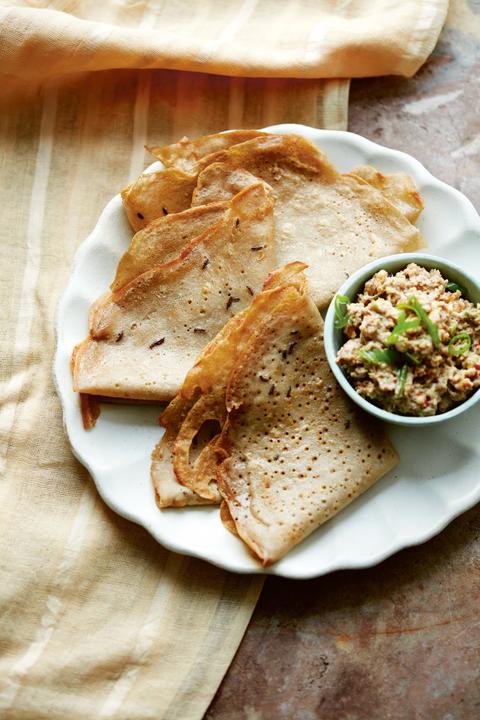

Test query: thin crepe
[192,134,424,307]
[72,183,276,403]
[216,267,398,565]
[113,175,271,292]
[147,130,267,174]
[123,131,266,231]
[122,132,425,241]
[152,263,306,508]
[112,201,230,293]
[121,168,197,231]
[350,164,424,223]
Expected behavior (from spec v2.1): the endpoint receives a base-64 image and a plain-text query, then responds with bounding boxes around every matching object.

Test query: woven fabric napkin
[0,2,447,719]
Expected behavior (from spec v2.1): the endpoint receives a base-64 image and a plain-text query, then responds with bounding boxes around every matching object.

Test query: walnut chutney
[335,263,480,416]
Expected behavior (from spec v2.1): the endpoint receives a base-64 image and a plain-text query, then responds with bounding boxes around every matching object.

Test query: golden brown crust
[79,393,100,430]
[121,168,197,231]
[111,201,229,292]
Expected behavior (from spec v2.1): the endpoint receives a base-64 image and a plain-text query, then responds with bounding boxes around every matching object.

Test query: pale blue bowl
[323,253,480,427]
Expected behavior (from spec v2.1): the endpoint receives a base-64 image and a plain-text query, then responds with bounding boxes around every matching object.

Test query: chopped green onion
[386,310,421,346]
[448,332,472,356]
[357,347,420,367]
[446,281,466,296]
[395,366,409,396]
[404,352,421,365]
[334,294,350,330]
[397,296,440,348]
[358,348,404,365]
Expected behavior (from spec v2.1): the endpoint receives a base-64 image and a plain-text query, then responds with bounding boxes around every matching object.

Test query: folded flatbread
[215,265,398,565]
[123,131,266,231]
[112,201,233,293]
[349,165,424,223]
[153,264,398,564]
[121,168,197,232]
[147,130,266,173]
[122,133,425,241]
[72,183,276,402]
[152,263,307,507]
[191,134,423,307]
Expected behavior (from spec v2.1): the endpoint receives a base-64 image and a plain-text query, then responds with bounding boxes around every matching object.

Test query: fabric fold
[0,1,448,83]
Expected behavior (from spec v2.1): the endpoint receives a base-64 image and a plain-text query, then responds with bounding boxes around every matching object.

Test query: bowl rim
[323,252,480,426]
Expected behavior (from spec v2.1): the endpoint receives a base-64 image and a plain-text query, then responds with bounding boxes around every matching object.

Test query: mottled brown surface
[206,5,480,720]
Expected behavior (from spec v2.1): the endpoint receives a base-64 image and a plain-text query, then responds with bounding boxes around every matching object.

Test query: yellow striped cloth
[0,2,447,719]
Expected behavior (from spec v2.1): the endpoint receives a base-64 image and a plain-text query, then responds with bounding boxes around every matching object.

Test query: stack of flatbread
[153,263,398,565]
[71,129,424,563]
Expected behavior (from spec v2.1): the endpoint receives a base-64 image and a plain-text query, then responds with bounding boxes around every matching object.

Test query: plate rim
[53,123,480,579]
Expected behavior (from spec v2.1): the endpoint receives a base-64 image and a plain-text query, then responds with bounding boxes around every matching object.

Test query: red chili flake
[136,212,144,220]
[235,218,240,227]
[162,207,168,215]
[475,364,480,371]
[286,386,291,398]
[201,257,210,270]
[259,375,269,382]
[246,286,254,296]
[250,245,264,251]
[226,296,240,310]
[193,328,206,334]
[115,332,124,342]
[149,337,165,349]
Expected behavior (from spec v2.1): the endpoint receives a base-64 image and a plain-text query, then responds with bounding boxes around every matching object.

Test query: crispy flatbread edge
[348,165,425,224]
[145,129,268,167]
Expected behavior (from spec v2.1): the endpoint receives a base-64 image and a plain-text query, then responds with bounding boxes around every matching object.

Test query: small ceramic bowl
[324,253,480,426]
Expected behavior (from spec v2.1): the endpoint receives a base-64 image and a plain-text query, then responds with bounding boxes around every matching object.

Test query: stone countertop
[206,5,480,719]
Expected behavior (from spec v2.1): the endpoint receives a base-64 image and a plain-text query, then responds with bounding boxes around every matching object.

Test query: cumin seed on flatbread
[72,183,276,404]
[152,264,398,565]
[191,134,424,308]
[215,266,398,566]
[152,262,308,508]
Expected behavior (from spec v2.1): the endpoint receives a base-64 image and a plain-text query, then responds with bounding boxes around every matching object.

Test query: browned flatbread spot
[112,201,229,293]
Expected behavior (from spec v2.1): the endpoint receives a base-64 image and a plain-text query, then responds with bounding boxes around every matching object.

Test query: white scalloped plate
[54,124,480,579]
